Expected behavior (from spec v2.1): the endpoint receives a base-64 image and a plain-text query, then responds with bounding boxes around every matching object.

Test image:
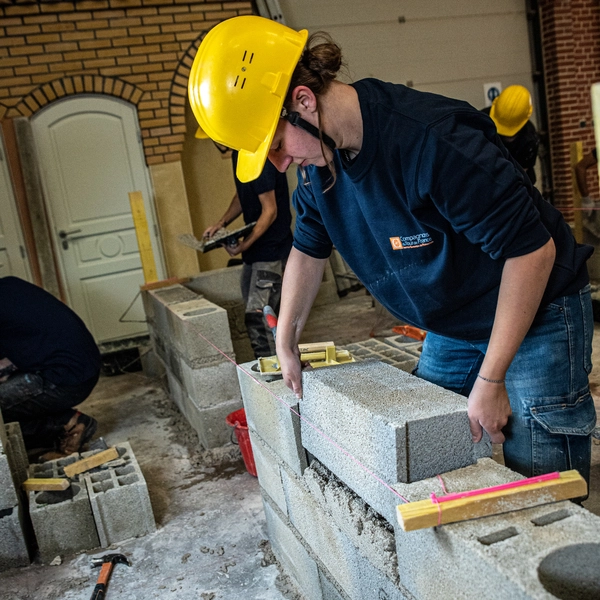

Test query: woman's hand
[467,377,512,443]
[278,345,304,399]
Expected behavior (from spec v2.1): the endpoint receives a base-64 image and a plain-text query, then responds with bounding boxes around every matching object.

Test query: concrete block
[319,570,350,600]
[146,284,199,340]
[179,356,241,409]
[167,370,242,448]
[342,339,420,374]
[304,461,398,585]
[169,297,234,366]
[29,481,99,562]
[301,361,474,486]
[395,499,600,600]
[237,360,308,476]
[0,453,19,512]
[5,422,29,487]
[0,409,7,455]
[250,432,287,516]
[83,442,155,547]
[262,492,324,600]
[187,267,244,304]
[29,453,80,479]
[0,504,30,570]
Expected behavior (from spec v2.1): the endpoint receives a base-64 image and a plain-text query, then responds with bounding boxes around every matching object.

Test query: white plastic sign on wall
[483,82,503,108]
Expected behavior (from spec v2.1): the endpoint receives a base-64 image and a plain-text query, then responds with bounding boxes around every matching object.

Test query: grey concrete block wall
[237,360,308,476]
[144,284,199,342]
[0,453,20,512]
[179,356,241,409]
[301,361,475,486]
[341,339,421,374]
[83,442,156,547]
[29,481,99,563]
[0,504,30,570]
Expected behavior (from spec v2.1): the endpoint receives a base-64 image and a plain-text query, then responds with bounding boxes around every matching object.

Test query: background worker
[0,276,101,457]
[575,147,598,216]
[482,85,539,185]
[188,16,596,488]
[203,148,293,358]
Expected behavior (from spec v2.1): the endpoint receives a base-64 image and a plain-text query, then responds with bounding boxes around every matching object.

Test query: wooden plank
[22,478,70,492]
[396,470,587,532]
[570,141,584,243]
[129,190,158,284]
[63,447,119,478]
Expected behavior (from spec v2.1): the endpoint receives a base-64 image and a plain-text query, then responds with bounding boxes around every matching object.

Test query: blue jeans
[414,285,596,488]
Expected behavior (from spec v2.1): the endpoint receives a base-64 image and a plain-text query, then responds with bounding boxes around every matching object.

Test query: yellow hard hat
[188,16,308,182]
[195,126,209,139]
[489,85,533,137]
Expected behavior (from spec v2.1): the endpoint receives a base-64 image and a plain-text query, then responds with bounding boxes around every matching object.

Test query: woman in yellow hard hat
[189,16,595,488]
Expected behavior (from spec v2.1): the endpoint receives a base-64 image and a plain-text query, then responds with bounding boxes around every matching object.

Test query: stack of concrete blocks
[28,454,99,563]
[28,442,156,561]
[238,359,600,599]
[0,413,31,570]
[143,283,243,448]
[82,442,156,547]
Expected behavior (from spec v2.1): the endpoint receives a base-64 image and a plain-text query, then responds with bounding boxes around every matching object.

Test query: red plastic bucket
[225,408,257,477]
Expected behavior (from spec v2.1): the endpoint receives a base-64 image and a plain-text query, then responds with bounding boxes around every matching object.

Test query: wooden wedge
[63,447,119,478]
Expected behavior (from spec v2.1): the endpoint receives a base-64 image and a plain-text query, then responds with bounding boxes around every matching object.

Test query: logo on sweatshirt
[389,233,433,250]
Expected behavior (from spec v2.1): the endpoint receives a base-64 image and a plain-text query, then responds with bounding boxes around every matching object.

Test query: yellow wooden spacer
[129,190,158,284]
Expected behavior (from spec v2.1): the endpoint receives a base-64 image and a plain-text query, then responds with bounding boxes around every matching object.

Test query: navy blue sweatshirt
[292,79,591,340]
[0,277,101,385]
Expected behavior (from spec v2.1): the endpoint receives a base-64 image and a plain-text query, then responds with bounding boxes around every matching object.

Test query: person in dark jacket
[202,147,293,358]
[482,85,539,185]
[0,277,101,456]
[188,17,596,487]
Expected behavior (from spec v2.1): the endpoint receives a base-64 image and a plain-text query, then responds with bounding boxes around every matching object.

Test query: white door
[32,95,165,345]
[0,133,31,280]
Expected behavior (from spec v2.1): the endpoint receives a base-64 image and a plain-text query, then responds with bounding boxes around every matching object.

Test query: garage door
[279,0,533,116]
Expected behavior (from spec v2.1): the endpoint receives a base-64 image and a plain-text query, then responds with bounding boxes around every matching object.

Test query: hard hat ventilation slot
[233,76,247,89]
[241,51,254,64]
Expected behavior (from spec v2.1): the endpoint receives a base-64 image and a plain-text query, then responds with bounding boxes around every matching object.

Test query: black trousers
[0,371,98,449]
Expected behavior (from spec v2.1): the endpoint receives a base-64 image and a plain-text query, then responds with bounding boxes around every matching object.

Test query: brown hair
[284,33,344,190]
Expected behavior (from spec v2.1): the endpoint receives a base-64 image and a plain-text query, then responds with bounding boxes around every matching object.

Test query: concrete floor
[1,289,600,599]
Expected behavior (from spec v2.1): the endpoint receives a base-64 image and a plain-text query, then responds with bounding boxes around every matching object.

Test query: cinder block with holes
[83,442,155,547]
[0,452,19,512]
[28,480,99,563]
[144,284,199,340]
[0,503,30,570]
[168,297,234,367]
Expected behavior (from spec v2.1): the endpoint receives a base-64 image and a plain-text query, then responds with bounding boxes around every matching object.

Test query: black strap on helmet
[282,110,337,152]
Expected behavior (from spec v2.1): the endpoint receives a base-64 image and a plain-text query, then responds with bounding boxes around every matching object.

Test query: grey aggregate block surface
[5,422,28,487]
[179,356,241,409]
[319,570,349,600]
[262,492,324,600]
[84,442,155,547]
[395,499,600,600]
[147,284,199,340]
[169,297,234,365]
[29,453,80,479]
[187,267,244,304]
[0,453,19,512]
[249,431,287,516]
[0,504,30,570]
[341,338,420,374]
[282,465,390,599]
[29,481,99,562]
[237,360,308,476]
[304,461,398,585]
[0,409,7,454]
[302,361,474,485]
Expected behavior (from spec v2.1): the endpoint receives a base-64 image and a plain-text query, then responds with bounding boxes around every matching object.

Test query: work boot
[57,411,98,455]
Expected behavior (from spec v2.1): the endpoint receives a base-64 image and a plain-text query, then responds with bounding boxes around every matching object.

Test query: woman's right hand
[278,346,303,399]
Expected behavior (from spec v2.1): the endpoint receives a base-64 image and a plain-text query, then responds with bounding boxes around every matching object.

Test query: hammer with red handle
[263,305,278,342]
[89,553,131,600]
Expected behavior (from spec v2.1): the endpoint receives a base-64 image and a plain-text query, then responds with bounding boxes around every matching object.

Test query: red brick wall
[0,0,253,165]
[540,0,600,215]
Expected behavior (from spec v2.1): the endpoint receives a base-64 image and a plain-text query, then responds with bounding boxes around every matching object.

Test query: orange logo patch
[390,237,403,250]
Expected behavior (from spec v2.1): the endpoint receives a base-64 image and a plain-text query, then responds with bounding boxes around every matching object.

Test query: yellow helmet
[194,126,209,139]
[489,85,533,137]
[188,16,308,182]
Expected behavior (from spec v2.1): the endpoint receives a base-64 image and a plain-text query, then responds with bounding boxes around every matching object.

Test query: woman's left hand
[467,377,512,444]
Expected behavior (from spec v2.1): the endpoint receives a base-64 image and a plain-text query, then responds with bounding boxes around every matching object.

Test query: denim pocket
[530,391,597,436]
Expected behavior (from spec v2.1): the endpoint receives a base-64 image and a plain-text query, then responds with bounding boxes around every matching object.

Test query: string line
[193,327,410,503]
